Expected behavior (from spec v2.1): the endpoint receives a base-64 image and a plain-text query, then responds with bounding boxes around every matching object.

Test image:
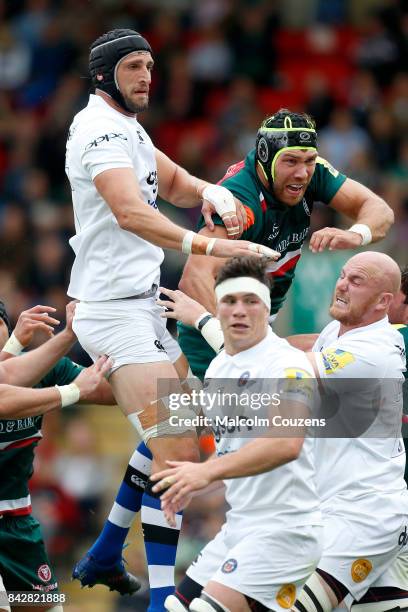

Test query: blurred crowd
[0,0,407,608]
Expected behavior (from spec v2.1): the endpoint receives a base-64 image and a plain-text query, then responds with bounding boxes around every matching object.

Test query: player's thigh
[318,510,407,600]
[0,516,58,598]
[186,525,229,588]
[73,297,174,369]
[203,581,251,612]
[209,525,322,610]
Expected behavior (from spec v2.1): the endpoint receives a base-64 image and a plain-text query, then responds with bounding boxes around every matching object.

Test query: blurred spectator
[318,107,370,173]
[0,24,31,89]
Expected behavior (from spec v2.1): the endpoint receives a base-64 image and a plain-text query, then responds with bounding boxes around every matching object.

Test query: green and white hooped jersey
[200,149,347,314]
[0,358,83,516]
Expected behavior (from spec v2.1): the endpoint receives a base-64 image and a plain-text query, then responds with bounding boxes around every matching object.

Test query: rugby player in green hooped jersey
[0,301,114,612]
[176,108,394,380]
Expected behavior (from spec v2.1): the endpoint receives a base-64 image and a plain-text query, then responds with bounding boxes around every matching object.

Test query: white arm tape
[348,223,372,246]
[202,184,236,218]
[2,332,24,356]
[55,383,80,407]
[182,230,195,254]
[199,316,225,353]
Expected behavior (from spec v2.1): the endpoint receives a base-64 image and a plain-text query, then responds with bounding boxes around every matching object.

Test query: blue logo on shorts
[221,558,237,573]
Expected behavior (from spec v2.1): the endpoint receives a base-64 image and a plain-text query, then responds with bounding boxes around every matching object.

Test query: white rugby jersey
[65,94,164,300]
[204,328,321,530]
[313,317,407,512]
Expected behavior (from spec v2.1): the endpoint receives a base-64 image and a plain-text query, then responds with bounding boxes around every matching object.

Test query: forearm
[351,198,394,242]
[164,165,207,209]
[1,331,76,387]
[0,384,61,418]
[179,259,218,314]
[206,437,301,482]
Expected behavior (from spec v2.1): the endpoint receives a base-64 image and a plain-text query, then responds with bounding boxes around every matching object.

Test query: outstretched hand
[13,305,60,347]
[309,228,363,253]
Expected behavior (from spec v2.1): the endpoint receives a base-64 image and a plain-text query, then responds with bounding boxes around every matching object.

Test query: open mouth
[335,296,348,306]
[286,184,304,195]
[231,323,249,330]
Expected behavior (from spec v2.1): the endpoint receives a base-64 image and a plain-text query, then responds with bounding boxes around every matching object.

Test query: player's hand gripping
[201,185,246,239]
[157,288,207,327]
[12,305,60,348]
[210,238,280,260]
[151,460,211,527]
[309,227,364,253]
[73,355,112,400]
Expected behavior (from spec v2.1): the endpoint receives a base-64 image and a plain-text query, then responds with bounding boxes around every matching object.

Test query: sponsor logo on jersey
[85,132,128,150]
[154,339,166,353]
[221,558,237,573]
[276,583,296,609]
[37,564,51,583]
[302,198,310,216]
[316,156,339,177]
[284,368,311,379]
[398,525,408,546]
[322,348,355,374]
[351,558,372,583]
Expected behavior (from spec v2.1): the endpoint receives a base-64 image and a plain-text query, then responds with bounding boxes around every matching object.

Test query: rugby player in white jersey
[152,256,322,612]
[156,252,408,612]
[65,28,279,609]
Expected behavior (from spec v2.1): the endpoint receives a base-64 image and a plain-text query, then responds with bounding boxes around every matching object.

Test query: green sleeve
[196,176,263,242]
[37,357,84,388]
[310,157,347,204]
[394,325,408,379]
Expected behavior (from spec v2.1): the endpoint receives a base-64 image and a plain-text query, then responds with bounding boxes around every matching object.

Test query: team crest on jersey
[238,371,250,386]
[351,558,372,583]
[322,349,355,374]
[221,558,237,573]
[37,564,51,583]
[276,583,296,609]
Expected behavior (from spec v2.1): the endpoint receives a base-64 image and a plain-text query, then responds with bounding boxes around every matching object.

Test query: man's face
[329,261,388,327]
[272,149,317,206]
[388,289,408,325]
[116,51,153,113]
[217,291,269,353]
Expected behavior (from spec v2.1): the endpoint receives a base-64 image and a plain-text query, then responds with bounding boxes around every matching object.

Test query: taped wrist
[348,223,372,246]
[55,383,80,407]
[2,332,24,356]
[195,314,224,353]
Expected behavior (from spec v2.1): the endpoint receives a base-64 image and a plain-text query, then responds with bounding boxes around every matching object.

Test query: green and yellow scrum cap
[255,109,317,187]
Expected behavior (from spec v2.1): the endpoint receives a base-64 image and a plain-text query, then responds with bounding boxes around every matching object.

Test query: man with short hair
[156,252,408,612]
[65,28,278,610]
[177,108,394,379]
[153,256,322,612]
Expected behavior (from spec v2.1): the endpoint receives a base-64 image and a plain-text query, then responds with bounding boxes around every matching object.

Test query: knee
[168,437,200,463]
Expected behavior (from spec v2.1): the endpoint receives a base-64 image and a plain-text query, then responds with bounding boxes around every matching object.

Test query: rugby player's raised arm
[93,168,279,259]
[310,178,394,252]
[155,148,246,238]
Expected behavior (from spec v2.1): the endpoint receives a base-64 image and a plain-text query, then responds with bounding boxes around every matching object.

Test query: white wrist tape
[2,332,24,356]
[56,383,80,407]
[349,223,372,246]
[206,238,216,256]
[202,184,236,218]
[200,316,225,353]
[182,230,195,254]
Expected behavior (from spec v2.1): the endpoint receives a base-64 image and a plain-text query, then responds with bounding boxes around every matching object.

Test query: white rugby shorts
[187,523,322,609]
[73,296,182,372]
[318,505,408,599]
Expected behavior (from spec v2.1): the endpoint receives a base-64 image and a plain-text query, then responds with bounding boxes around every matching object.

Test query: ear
[377,292,394,311]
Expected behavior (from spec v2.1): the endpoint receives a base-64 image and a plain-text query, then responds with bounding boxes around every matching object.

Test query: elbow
[285,438,304,462]
[116,212,135,232]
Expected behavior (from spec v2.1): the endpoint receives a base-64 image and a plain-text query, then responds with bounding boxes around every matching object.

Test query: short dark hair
[401,266,408,303]
[215,256,272,291]
[0,301,12,337]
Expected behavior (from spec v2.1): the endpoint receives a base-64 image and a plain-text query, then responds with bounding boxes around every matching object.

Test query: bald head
[346,252,401,295]
[330,252,402,333]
